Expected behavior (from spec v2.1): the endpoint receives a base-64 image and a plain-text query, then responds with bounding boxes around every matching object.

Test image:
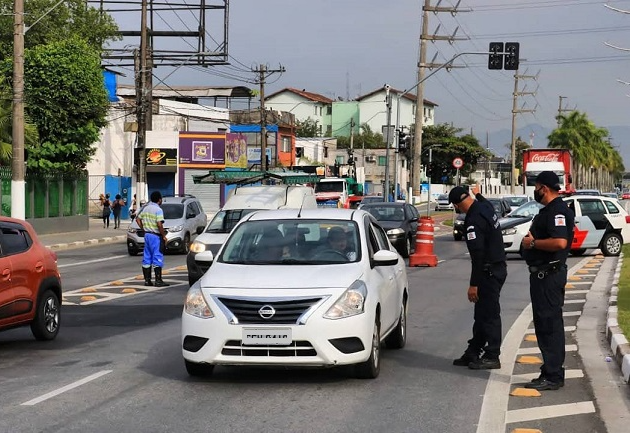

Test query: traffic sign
[452,157,464,169]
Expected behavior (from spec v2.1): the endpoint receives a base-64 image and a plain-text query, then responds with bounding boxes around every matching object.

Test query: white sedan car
[182,208,409,379]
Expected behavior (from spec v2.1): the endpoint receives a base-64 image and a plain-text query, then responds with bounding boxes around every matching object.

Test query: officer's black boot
[453,350,479,367]
[142,267,153,286]
[154,267,170,287]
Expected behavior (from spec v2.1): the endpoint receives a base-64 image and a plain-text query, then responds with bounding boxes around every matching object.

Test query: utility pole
[135,0,152,204]
[11,0,25,219]
[384,86,393,201]
[253,64,285,172]
[557,95,572,126]
[510,69,537,194]
[412,0,469,200]
[485,131,489,194]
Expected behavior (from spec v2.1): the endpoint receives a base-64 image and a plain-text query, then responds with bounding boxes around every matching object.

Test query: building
[264,88,334,136]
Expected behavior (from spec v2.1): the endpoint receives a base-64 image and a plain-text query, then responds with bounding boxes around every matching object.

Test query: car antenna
[297,193,307,218]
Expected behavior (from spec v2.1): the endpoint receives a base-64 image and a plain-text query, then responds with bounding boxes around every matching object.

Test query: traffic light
[398,132,410,150]
[488,42,503,70]
[504,42,520,70]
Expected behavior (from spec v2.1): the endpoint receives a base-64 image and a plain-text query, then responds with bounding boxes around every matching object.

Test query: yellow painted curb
[524,335,537,342]
[122,288,137,294]
[565,283,575,289]
[80,295,97,302]
[517,355,542,364]
[510,388,541,397]
[135,275,144,280]
[511,429,542,433]
[162,270,170,275]
[175,265,187,271]
[111,281,124,286]
[576,270,591,274]
[568,276,581,281]
[584,264,598,268]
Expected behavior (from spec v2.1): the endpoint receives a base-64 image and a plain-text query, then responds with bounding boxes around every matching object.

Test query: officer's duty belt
[528,262,563,280]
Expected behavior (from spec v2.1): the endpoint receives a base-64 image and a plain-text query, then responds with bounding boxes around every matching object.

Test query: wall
[265,92,330,135]
[331,102,360,137]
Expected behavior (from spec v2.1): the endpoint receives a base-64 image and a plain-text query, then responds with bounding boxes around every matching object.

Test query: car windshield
[206,209,261,234]
[219,219,361,265]
[504,196,528,207]
[438,194,448,201]
[487,199,502,213]
[160,204,184,219]
[507,200,543,218]
[315,181,344,193]
[364,206,405,222]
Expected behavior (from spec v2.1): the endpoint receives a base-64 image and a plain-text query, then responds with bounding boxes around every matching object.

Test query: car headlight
[502,228,518,235]
[184,285,214,318]
[189,241,207,253]
[128,227,137,233]
[324,280,367,319]
[169,225,184,233]
[454,221,464,226]
[387,228,405,235]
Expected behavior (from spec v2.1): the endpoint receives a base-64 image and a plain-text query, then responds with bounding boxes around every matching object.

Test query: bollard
[408,216,438,267]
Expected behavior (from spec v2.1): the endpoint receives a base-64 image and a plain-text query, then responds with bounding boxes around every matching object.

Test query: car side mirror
[373,249,399,266]
[195,251,214,265]
[410,217,419,222]
[187,212,196,219]
[196,226,204,235]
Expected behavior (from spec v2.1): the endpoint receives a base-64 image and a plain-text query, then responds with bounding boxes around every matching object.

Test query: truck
[314,177,364,208]
[521,148,576,196]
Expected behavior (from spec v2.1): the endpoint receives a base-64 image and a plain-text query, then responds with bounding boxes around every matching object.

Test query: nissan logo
[258,305,276,319]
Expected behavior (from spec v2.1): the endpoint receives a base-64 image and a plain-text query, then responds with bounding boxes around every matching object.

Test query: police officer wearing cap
[521,171,574,391]
[448,186,507,370]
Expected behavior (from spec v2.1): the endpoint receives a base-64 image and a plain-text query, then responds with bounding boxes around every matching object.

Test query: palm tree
[0,77,39,166]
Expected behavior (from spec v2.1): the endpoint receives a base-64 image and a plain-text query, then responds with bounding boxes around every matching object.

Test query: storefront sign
[179,132,226,168]
[226,133,248,169]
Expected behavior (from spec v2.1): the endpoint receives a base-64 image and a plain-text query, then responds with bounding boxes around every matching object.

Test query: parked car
[573,189,602,196]
[486,198,512,218]
[358,195,384,208]
[501,195,630,257]
[182,208,409,379]
[453,212,466,241]
[502,195,532,212]
[602,192,618,199]
[360,202,420,257]
[434,194,454,211]
[127,195,207,256]
[623,191,630,200]
[0,217,62,340]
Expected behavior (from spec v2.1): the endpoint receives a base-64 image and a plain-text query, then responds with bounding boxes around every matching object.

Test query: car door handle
[1,269,10,281]
[35,262,44,272]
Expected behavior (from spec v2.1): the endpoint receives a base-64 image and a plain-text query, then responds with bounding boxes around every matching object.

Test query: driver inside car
[322,226,357,261]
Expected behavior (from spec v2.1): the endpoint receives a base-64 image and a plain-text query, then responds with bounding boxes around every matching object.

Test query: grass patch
[617,245,630,339]
[442,219,454,227]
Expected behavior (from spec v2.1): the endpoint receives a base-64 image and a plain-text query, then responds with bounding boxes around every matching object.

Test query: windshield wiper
[280,258,311,265]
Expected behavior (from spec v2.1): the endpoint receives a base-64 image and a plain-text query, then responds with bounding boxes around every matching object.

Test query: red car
[622,192,630,200]
[0,217,63,340]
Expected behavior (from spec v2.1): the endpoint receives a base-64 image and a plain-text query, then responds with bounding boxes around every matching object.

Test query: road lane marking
[58,255,128,269]
[21,370,112,406]
[511,369,584,383]
[563,311,582,317]
[506,401,596,424]
[526,325,576,333]
[517,344,577,355]
[564,299,586,304]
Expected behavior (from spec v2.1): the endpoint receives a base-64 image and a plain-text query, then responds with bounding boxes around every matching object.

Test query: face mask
[533,188,544,203]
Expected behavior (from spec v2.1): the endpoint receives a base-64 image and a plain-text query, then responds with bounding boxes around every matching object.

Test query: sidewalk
[37,217,128,250]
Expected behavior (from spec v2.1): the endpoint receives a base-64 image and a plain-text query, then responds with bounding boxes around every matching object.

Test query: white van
[186,185,316,284]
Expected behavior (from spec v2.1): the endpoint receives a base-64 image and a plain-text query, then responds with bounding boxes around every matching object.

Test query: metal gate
[183,169,221,214]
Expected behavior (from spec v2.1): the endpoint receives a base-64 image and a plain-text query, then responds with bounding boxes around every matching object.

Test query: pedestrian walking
[448,186,507,370]
[129,194,137,221]
[520,171,574,391]
[102,193,111,228]
[112,194,124,229]
[136,191,170,287]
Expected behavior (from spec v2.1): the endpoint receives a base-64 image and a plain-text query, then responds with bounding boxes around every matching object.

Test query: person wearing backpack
[112,194,124,229]
[102,193,111,228]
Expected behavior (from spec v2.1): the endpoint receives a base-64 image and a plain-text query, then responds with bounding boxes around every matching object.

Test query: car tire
[188,276,198,286]
[185,360,215,377]
[454,234,462,241]
[355,315,381,379]
[128,248,138,256]
[385,298,407,349]
[401,237,411,258]
[181,233,191,254]
[600,232,622,256]
[570,248,586,257]
[435,206,438,211]
[30,289,61,341]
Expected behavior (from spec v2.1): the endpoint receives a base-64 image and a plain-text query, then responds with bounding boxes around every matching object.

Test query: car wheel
[601,233,622,256]
[401,237,411,258]
[188,275,198,286]
[184,360,214,377]
[355,315,381,379]
[570,248,586,257]
[435,206,438,211]
[181,233,191,254]
[128,248,138,256]
[385,298,407,349]
[454,234,462,241]
[30,289,61,341]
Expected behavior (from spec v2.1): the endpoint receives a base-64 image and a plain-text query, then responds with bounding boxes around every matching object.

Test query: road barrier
[409,217,438,267]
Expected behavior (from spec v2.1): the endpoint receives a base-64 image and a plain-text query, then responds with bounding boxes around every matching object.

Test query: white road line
[506,401,596,424]
[511,369,584,383]
[565,290,590,295]
[21,370,112,406]
[517,344,578,355]
[563,311,582,317]
[58,255,128,269]
[526,325,576,334]
[566,281,594,285]
[564,299,586,304]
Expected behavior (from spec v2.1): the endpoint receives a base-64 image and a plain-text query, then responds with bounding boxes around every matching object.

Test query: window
[604,200,620,214]
[326,106,332,115]
[296,147,304,158]
[186,203,198,217]
[378,156,386,166]
[335,156,345,164]
[318,124,322,136]
[326,125,332,136]
[281,136,291,153]
[323,147,328,158]
[0,226,30,255]
[578,199,606,216]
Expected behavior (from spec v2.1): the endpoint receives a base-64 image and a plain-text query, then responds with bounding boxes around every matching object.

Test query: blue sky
[106,0,630,164]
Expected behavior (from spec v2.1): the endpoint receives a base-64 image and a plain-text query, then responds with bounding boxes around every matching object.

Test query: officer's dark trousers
[529,267,567,383]
[467,263,507,360]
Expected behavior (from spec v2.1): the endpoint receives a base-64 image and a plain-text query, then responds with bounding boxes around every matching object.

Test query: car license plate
[242,328,292,346]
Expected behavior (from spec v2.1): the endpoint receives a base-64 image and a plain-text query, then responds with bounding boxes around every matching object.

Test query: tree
[21,37,109,175]
[0,77,39,165]
[504,136,531,172]
[0,0,120,59]
[336,124,384,149]
[295,118,320,137]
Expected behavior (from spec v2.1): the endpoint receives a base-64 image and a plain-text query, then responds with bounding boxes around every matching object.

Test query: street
[0,237,627,433]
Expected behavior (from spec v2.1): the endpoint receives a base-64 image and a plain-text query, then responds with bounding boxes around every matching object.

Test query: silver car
[127,195,207,255]
[435,194,454,211]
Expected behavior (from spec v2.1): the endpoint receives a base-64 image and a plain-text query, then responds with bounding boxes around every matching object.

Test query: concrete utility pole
[510,69,537,194]
[557,95,573,126]
[136,0,152,204]
[412,0,469,200]
[384,86,393,201]
[253,64,285,172]
[11,0,25,219]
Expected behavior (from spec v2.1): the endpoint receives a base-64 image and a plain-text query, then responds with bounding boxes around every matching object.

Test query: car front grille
[216,296,323,324]
[221,340,317,357]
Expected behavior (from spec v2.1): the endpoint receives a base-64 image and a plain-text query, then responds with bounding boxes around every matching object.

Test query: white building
[264,88,334,136]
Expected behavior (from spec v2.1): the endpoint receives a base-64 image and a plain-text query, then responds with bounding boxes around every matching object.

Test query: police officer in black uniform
[448,186,508,370]
[521,171,574,391]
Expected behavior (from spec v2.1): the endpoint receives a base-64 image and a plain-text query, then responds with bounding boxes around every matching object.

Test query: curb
[606,252,630,384]
[46,235,126,251]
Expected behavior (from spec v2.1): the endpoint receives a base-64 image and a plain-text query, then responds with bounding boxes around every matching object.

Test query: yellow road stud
[511,429,542,433]
[565,284,575,289]
[80,287,97,293]
[577,270,591,274]
[510,388,541,397]
[135,275,144,280]
[517,355,543,364]
[524,335,537,342]
[80,296,97,302]
[175,265,187,271]
[122,288,137,294]
[111,281,124,286]
[568,276,581,281]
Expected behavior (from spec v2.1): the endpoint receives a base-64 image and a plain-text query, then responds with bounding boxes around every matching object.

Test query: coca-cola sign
[531,152,560,162]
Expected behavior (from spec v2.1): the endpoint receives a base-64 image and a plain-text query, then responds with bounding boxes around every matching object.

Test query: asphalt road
[0,238,624,433]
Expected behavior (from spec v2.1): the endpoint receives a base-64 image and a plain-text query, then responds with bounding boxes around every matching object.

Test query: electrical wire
[472,0,603,12]
[433,74,508,122]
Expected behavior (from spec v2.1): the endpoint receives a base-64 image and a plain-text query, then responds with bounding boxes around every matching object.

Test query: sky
[105,0,630,166]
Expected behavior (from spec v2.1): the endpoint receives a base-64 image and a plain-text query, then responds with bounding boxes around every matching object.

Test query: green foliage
[0,76,39,165]
[336,124,384,149]
[295,118,321,137]
[23,37,109,175]
[618,244,630,339]
[420,123,490,183]
[0,0,120,59]
[504,136,531,172]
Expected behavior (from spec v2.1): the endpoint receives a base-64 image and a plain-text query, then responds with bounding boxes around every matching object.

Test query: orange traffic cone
[409,216,438,267]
